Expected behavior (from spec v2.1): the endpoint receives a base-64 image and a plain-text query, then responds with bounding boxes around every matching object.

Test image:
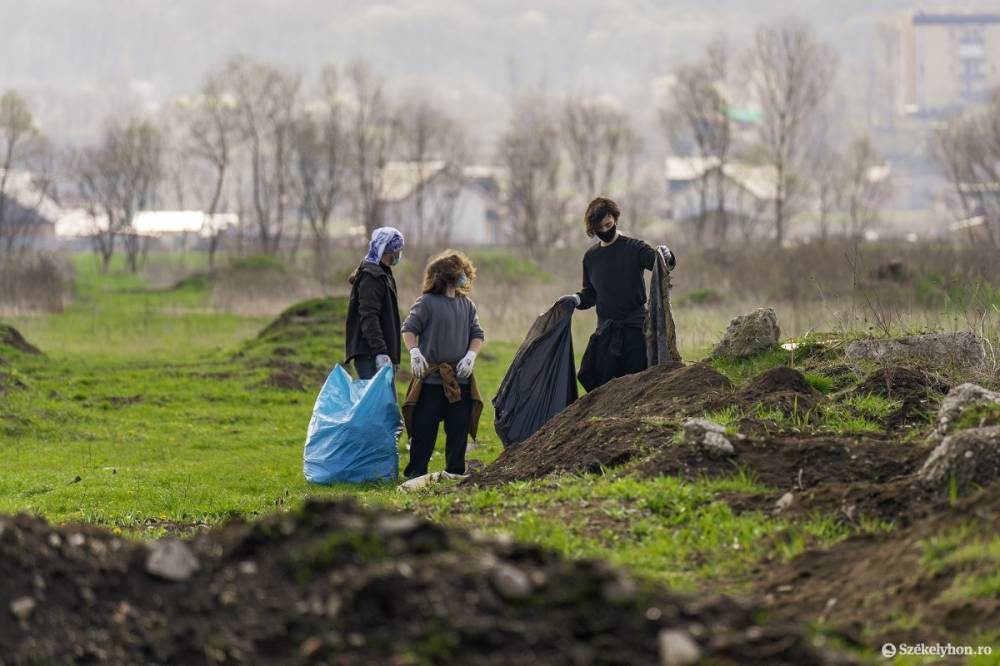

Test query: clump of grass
[804,372,835,394]
[676,288,723,307]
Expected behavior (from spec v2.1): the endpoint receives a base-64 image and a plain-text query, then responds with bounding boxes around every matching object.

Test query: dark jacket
[345,261,401,365]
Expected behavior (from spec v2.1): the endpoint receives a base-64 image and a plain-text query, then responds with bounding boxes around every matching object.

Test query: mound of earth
[0,500,855,665]
[639,434,926,492]
[856,366,951,430]
[758,483,1000,648]
[0,324,41,355]
[712,366,823,415]
[238,298,347,391]
[470,363,731,486]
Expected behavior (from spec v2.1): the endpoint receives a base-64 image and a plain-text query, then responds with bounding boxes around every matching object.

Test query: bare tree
[562,95,637,195]
[0,90,51,254]
[661,36,734,242]
[294,64,348,277]
[75,117,163,273]
[396,94,468,250]
[842,135,890,239]
[223,56,301,256]
[933,93,1000,247]
[347,60,396,235]
[176,69,242,268]
[498,96,570,249]
[748,18,837,244]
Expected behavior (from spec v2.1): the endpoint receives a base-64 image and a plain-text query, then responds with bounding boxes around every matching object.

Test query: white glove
[657,245,677,271]
[409,347,428,379]
[375,354,391,370]
[456,350,477,379]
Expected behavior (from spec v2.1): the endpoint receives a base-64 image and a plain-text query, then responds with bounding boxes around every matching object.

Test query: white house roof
[55,209,239,238]
[0,169,62,222]
[666,157,779,201]
[379,160,448,202]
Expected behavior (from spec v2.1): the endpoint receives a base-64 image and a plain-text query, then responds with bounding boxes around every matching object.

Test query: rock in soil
[658,629,701,666]
[931,383,1000,441]
[711,308,780,359]
[0,500,855,665]
[920,426,1000,495]
[145,539,200,582]
[845,331,988,372]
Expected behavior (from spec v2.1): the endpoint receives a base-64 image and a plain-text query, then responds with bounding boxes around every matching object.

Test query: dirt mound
[640,434,927,491]
[237,298,347,389]
[471,363,731,486]
[717,366,823,414]
[0,501,855,665]
[856,366,951,430]
[0,324,41,355]
[758,483,1000,648]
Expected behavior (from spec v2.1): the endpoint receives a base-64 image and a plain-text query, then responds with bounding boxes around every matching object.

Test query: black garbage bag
[493,303,578,448]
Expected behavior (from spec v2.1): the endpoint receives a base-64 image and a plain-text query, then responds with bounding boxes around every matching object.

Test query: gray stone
[601,575,637,605]
[145,539,200,582]
[10,596,35,621]
[845,331,988,371]
[683,418,735,457]
[775,492,795,512]
[931,383,1000,441]
[490,563,532,601]
[919,426,1000,494]
[658,629,702,666]
[711,308,780,359]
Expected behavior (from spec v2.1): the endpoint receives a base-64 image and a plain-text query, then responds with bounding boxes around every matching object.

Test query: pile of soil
[0,500,855,665]
[639,434,927,492]
[710,367,823,415]
[0,324,41,355]
[855,366,951,430]
[757,483,1000,647]
[471,363,731,486]
[237,298,347,391]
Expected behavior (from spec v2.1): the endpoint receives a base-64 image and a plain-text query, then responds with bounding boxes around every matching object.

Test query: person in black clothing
[345,227,405,379]
[556,197,666,392]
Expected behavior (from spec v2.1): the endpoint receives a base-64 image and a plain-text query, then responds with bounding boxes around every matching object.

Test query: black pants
[578,325,647,392]
[353,355,377,380]
[404,383,472,478]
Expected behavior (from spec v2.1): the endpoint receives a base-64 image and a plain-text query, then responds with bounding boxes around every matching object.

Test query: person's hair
[421,250,477,296]
[584,197,621,237]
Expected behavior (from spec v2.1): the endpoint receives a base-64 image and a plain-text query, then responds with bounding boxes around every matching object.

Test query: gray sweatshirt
[401,293,486,384]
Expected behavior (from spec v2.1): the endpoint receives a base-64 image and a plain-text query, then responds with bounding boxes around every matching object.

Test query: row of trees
[663,19,891,245]
[1,17,909,270]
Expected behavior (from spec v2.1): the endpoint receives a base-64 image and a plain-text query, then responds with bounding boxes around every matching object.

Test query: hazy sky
[0,0,982,147]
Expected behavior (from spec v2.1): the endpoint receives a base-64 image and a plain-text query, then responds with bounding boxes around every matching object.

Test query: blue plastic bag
[303,364,401,484]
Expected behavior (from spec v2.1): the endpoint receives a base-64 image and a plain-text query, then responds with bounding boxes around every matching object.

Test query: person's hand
[409,347,428,379]
[375,354,391,370]
[556,294,581,310]
[657,245,677,271]
[456,350,477,379]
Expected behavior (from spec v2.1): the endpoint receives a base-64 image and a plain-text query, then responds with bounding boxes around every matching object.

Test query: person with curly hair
[400,250,486,479]
[556,197,676,392]
[345,227,405,379]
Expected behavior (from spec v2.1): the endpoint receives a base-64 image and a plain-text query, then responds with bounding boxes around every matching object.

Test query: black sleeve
[357,274,389,355]
[576,257,597,310]
[637,239,657,271]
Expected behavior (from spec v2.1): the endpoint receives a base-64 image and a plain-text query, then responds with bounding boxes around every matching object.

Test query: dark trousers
[353,354,377,380]
[404,383,472,478]
[578,326,648,392]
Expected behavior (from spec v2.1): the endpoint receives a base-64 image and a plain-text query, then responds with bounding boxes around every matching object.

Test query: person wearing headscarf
[345,227,405,379]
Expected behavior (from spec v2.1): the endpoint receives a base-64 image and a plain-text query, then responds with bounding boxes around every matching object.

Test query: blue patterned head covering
[364,227,404,264]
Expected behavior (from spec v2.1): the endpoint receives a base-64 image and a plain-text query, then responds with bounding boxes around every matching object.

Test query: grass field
[3,253,1000,664]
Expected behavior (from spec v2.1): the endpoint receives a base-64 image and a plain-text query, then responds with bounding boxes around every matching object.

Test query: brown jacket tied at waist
[402,363,483,441]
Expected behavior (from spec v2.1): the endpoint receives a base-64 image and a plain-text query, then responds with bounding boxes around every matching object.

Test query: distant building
[380,161,507,247]
[0,170,60,246]
[55,209,239,240]
[664,157,777,224]
[902,12,1000,114]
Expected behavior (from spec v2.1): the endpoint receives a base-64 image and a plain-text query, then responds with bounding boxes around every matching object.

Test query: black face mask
[596,224,617,243]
